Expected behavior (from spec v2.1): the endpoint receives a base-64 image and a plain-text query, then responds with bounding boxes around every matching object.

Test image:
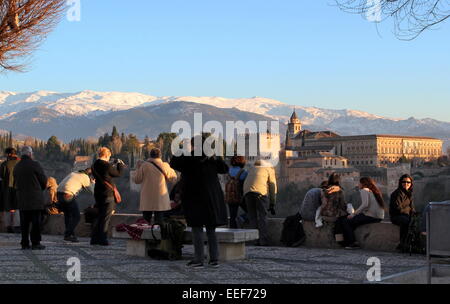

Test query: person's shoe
[31,244,46,250]
[186,261,204,269]
[345,243,361,250]
[208,261,219,268]
[21,245,31,250]
[64,236,79,243]
[13,226,21,234]
[7,226,14,234]
[97,241,109,246]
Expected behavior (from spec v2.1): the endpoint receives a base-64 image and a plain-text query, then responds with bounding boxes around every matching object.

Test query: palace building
[284,110,443,168]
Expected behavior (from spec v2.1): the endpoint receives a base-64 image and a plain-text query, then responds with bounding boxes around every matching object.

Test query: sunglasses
[401,181,412,184]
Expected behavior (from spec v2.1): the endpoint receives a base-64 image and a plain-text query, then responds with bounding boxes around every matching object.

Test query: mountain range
[0,90,449,149]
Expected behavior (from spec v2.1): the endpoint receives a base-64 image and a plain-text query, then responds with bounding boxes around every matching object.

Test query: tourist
[133,148,177,225]
[57,168,95,242]
[13,146,48,250]
[225,155,249,228]
[170,134,229,268]
[390,174,416,251]
[0,148,21,233]
[90,147,125,246]
[243,159,278,246]
[319,173,347,223]
[299,181,328,221]
[336,177,385,249]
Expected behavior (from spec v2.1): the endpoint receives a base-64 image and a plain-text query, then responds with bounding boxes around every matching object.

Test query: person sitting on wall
[390,174,416,252]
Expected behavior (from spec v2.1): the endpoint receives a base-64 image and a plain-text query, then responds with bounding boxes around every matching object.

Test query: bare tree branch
[335,0,450,40]
[0,0,66,72]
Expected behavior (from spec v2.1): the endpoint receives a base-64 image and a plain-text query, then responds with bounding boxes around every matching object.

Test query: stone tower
[286,108,302,148]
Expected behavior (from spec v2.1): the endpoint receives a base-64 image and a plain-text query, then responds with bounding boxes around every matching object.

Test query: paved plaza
[0,233,426,284]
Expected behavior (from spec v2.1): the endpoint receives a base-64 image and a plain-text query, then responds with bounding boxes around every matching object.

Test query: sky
[0,0,449,122]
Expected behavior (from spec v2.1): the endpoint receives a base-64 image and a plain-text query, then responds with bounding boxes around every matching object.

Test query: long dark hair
[328,173,340,187]
[398,174,413,197]
[360,177,385,208]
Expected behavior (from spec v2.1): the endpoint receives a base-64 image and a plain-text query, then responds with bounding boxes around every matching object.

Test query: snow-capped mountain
[0,90,387,123]
[0,90,449,148]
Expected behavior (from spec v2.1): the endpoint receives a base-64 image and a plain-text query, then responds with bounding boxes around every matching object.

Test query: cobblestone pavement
[0,233,426,284]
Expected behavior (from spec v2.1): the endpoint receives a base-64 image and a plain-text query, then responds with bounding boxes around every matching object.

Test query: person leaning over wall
[57,168,95,243]
[243,159,277,246]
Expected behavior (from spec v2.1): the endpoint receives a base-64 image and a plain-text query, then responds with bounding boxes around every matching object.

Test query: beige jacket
[243,164,277,205]
[133,158,178,212]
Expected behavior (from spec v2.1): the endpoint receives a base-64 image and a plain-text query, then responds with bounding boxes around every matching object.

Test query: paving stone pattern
[0,233,426,284]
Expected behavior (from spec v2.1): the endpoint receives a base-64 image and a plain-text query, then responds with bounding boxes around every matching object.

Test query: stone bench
[302,220,400,252]
[112,227,259,261]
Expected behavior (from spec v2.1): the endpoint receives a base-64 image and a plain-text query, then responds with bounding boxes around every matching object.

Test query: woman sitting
[390,174,415,252]
[336,177,385,249]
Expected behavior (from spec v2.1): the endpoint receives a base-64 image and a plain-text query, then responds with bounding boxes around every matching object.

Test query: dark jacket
[170,154,229,227]
[91,159,125,203]
[0,157,20,211]
[13,155,48,211]
[389,188,415,218]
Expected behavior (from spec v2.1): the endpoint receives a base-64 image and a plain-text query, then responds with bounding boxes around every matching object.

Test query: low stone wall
[302,220,400,252]
[1,213,400,252]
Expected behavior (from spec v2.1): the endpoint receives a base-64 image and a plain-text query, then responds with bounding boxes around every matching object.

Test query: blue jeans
[57,193,81,238]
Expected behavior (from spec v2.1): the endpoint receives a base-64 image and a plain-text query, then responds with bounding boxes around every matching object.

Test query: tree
[110,126,122,155]
[0,0,66,71]
[157,132,178,161]
[335,0,450,40]
[45,135,61,159]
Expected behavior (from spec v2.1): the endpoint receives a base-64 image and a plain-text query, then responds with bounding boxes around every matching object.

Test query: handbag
[104,180,122,204]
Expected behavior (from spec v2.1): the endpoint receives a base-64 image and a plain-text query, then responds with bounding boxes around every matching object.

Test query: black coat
[170,155,229,227]
[13,156,47,211]
[91,159,125,204]
[389,188,415,218]
[0,157,20,211]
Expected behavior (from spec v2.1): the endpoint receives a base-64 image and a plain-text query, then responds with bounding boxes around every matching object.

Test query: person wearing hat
[13,146,48,250]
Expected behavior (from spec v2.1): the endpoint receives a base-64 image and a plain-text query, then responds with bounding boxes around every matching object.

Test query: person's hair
[231,156,246,168]
[20,146,33,156]
[79,168,92,175]
[320,180,328,189]
[98,147,111,158]
[327,173,340,187]
[398,174,414,195]
[150,148,162,159]
[360,177,385,208]
[5,147,17,156]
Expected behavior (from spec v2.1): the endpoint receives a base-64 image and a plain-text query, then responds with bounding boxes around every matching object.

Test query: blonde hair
[46,177,58,203]
[98,147,111,158]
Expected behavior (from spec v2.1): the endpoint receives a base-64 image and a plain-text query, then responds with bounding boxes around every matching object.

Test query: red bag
[104,181,122,204]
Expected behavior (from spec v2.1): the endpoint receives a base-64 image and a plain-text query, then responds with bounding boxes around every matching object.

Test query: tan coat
[133,158,178,212]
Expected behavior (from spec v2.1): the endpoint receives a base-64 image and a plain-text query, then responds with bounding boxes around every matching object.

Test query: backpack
[224,169,245,204]
[280,213,306,247]
[148,218,186,260]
